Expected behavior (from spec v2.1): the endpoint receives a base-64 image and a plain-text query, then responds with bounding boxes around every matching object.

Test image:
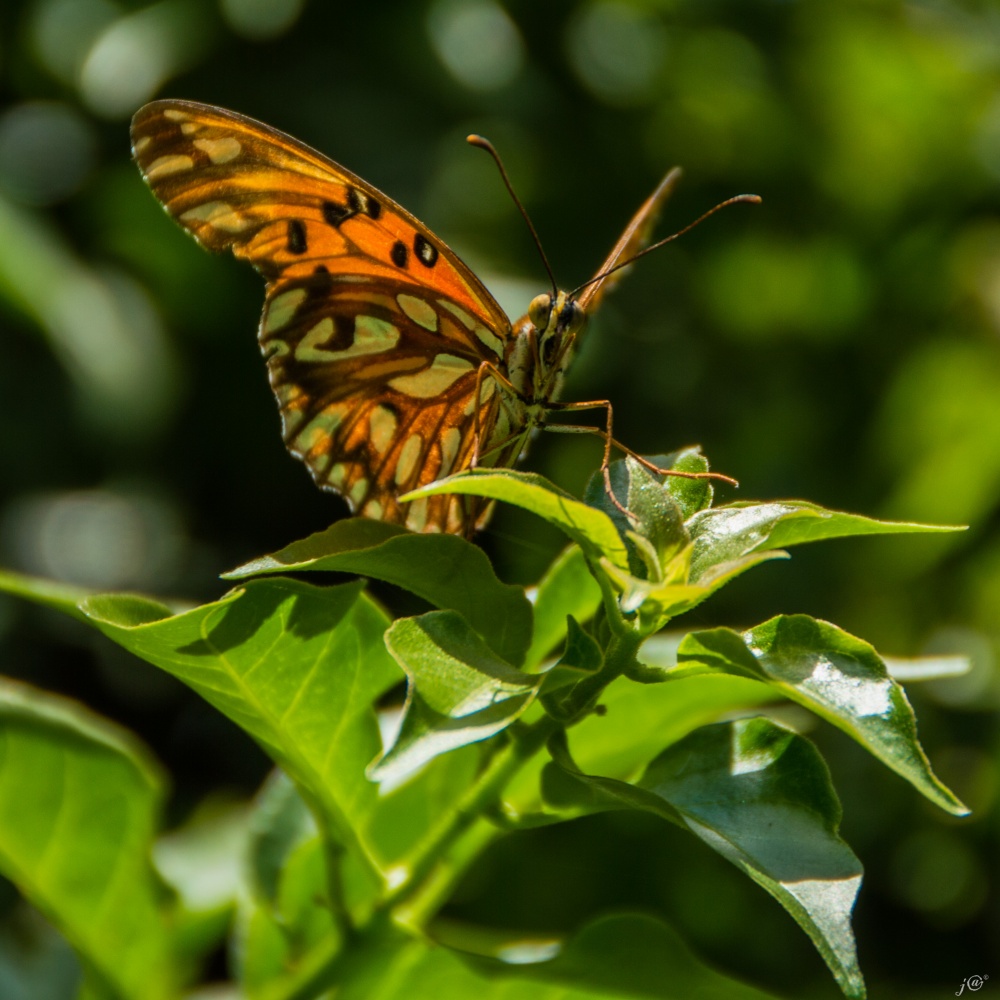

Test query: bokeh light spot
[30,0,120,85]
[427,0,525,92]
[890,828,987,926]
[2,489,184,590]
[0,102,97,206]
[219,0,304,40]
[565,1,667,106]
[79,1,207,119]
[702,234,871,342]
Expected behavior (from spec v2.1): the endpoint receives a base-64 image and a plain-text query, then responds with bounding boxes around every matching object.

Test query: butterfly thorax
[504,291,585,409]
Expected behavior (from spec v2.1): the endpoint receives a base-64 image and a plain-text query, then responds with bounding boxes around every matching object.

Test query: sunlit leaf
[79,579,398,880]
[0,679,174,1000]
[370,610,540,784]
[404,469,629,569]
[687,501,963,584]
[585,456,689,579]
[678,615,968,815]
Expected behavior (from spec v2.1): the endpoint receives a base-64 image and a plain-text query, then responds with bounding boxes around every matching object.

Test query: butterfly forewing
[132,99,518,534]
[131,100,510,335]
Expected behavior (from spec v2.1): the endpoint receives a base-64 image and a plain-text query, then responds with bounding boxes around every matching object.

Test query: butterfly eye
[559,299,585,334]
[528,293,552,330]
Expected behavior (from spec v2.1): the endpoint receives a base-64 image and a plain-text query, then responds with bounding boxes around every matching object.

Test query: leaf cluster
[0,451,967,1000]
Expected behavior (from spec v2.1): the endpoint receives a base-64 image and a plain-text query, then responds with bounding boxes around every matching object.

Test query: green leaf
[687,501,964,584]
[233,772,339,998]
[502,670,774,820]
[544,720,866,1000]
[365,746,481,866]
[153,799,248,966]
[80,578,400,877]
[538,616,604,719]
[524,545,602,671]
[654,448,716,519]
[224,518,532,667]
[585,457,689,580]
[600,548,785,634]
[678,616,968,815]
[245,770,318,908]
[0,679,174,1000]
[329,913,779,999]
[404,469,630,570]
[0,568,169,623]
[370,611,540,784]
[511,912,775,999]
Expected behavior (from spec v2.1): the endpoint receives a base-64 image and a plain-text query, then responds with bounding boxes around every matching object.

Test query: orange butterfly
[131,100,748,536]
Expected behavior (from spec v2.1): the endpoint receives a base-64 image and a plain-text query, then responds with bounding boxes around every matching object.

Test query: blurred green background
[0,0,997,996]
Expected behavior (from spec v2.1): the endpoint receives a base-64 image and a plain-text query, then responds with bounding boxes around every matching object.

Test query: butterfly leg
[471,360,524,468]
[544,398,635,518]
[545,399,739,487]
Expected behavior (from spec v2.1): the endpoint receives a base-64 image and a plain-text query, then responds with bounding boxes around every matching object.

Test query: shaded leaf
[224,518,531,667]
[539,616,604,720]
[524,546,602,671]
[231,770,365,998]
[543,720,866,1000]
[502,671,774,820]
[329,913,778,999]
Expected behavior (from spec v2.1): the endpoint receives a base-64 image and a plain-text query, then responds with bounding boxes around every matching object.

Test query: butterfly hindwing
[261,269,518,533]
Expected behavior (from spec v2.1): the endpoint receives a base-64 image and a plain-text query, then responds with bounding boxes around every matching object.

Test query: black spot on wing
[347,187,381,219]
[323,200,349,226]
[287,219,307,255]
[414,233,439,268]
[391,240,408,268]
[309,264,333,294]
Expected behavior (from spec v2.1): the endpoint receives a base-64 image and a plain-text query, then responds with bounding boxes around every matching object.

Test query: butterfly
[131,100,746,536]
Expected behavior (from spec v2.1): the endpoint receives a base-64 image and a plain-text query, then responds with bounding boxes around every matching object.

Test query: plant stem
[560,624,643,720]
[322,839,357,943]
[384,712,559,918]
[391,817,498,931]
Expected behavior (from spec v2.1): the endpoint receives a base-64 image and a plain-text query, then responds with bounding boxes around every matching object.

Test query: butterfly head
[523,290,585,397]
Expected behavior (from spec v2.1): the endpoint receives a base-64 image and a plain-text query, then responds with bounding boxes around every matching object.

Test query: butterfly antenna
[570,191,762,298]
[467,134,558,297]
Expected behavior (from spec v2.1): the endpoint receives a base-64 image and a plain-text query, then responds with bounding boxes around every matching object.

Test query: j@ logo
[957,974,989,996]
